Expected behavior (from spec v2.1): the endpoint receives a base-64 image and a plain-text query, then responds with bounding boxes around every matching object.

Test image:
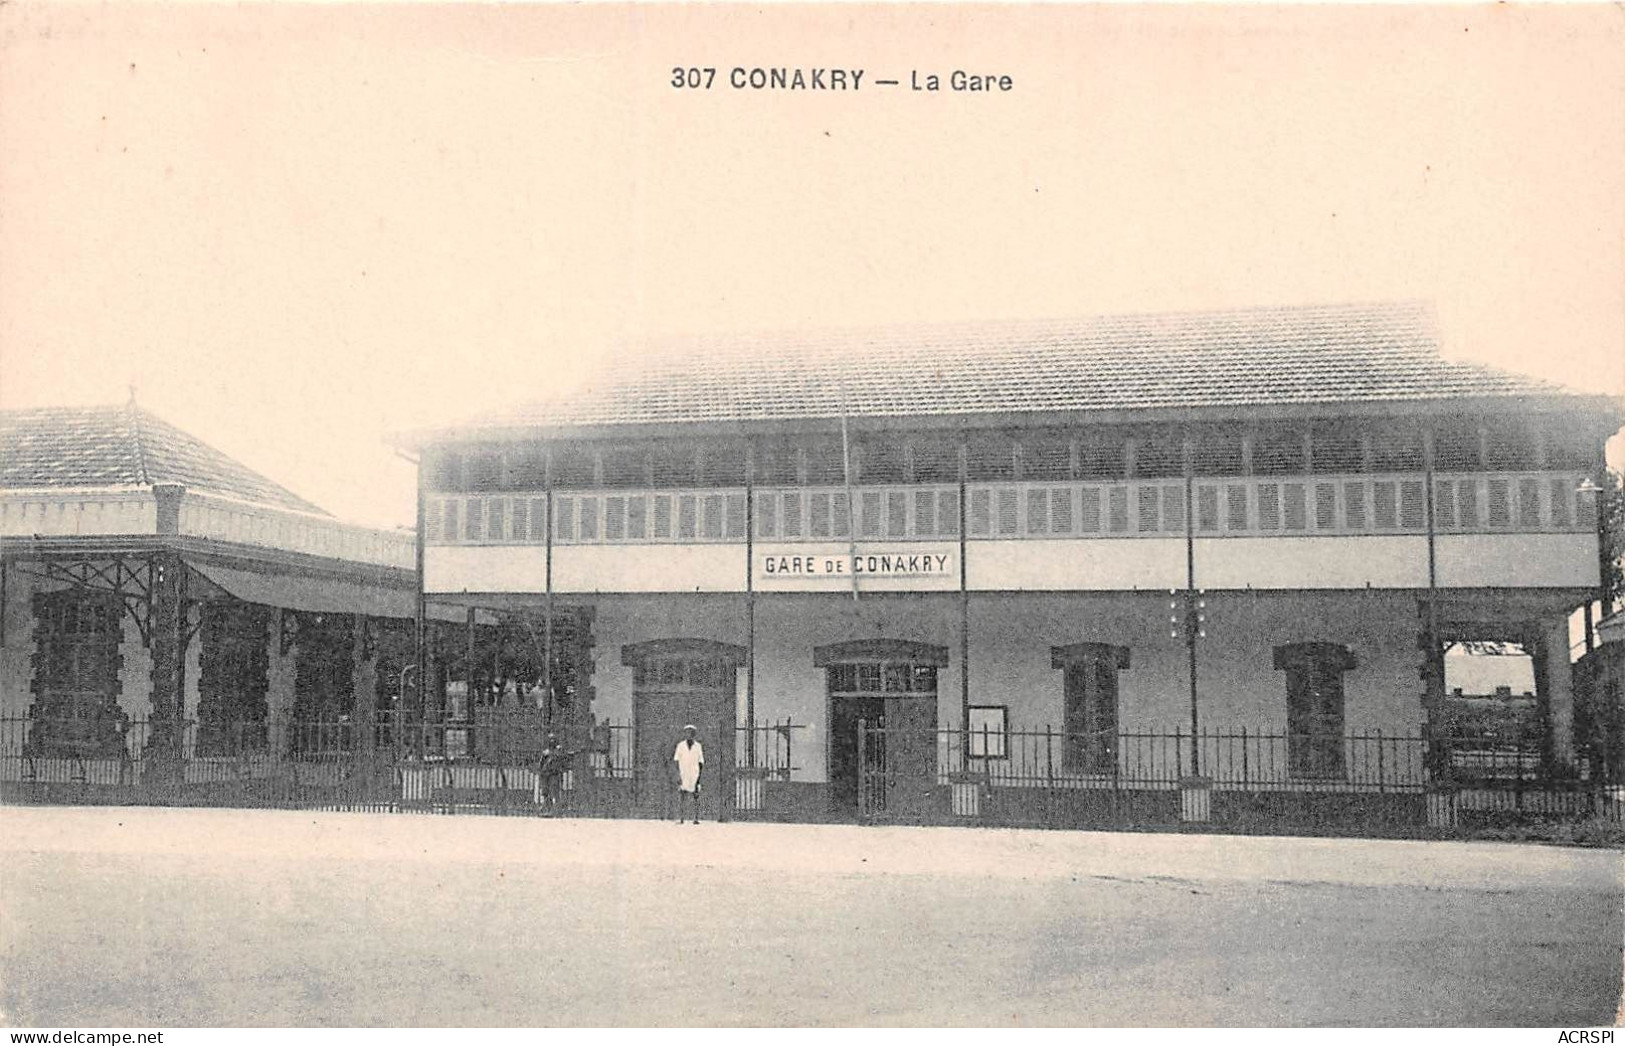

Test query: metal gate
[855,718,937,822]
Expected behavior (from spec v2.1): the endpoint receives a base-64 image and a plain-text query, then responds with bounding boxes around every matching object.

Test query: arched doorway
[622,639,745,820]
[815,639,948,818]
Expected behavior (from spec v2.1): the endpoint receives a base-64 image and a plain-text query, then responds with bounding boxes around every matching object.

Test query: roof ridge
[125,398,152,486]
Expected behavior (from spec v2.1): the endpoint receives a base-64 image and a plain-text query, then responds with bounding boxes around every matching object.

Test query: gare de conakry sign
[755,544,959,591]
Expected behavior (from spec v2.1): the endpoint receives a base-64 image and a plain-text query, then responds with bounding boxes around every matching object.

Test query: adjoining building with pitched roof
[398,301,1622,829]
[0,401,428,786]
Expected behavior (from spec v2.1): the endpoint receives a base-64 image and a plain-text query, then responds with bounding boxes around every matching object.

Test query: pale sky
[2,4,1622,530]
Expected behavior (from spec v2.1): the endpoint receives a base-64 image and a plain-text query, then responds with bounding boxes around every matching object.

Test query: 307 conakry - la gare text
[670,67,1015,91]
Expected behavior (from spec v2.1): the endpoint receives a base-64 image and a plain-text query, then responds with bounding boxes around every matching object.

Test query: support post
[413,466,427,761]
[745,449,756,769]
[543,445,554,726]
[147,547,188,780]
[1421,427,1448,781]
[1183,432,1200,776]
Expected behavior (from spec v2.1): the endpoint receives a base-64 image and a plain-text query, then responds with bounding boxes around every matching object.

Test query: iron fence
[2,714,1616,831]
[938,725,1429,792]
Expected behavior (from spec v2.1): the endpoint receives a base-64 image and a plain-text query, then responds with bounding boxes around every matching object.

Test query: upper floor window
[1132,432,1183,479]
[1253,426,1306,476]
[855,436,906,484]
[1431,420,1480,472]
[965,431,1017,482]
[1310,424,1363,474]
[1190,428,1244,477]
[1019,431,1073,481]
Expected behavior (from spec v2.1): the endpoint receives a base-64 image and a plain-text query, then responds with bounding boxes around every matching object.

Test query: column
[1542,617,1576,767]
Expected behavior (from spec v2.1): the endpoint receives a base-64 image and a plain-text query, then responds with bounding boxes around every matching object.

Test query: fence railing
[423,470,1594,546]
[935,726,1430,792]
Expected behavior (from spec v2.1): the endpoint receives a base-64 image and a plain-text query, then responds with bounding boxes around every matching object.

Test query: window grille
[1108,487,1129,533]
[1161,485,1185,532]
[812,492,833,538]
[424,499,442,542]
[465,498,484,541]
[579,498,598,541]
[756,493,777,537]
[626,496,647,540]
[1518,478,1541,528]
[1027,489,1048,534]
[1456,480,1478,528]
[677,496,696,539]
[511,498,528,540]
[781,492,802,537]
[860,491,882,537]
[1400,481,1425,529]
[1486,479,1511,528]
[969,489,992,534]
[652,495,672,538]
[914,491,937,536]
[1434,481,1457,529]
[832,492,851,537]
[1283,483,1307,531]
[938,490,960,536]
[1343,482,1366,530]
[1257,484,1281,530]
[1137,487,1160,532]
[702,494,725,539]
[1549,478,1571,528]
[1197,485,1220,532]
[1372,482,1396,529]
[552,498,571,541]
[1080,488,1102,533]
[1051,488,1074,534]
[1226,485,1249,531]
[887,491,907,536]
[488,498,507,540]
[1314,483,1337,529]
[997,489,1019,534]
[604,497,625,540]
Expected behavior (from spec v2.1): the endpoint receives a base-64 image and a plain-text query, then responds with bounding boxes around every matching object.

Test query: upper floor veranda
[420,415,1606,549]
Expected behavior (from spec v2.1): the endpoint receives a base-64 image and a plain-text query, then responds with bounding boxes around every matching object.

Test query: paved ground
[0,806,1619,1027]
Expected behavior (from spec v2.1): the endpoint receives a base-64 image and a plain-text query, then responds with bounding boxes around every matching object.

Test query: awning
[189,563,482,625]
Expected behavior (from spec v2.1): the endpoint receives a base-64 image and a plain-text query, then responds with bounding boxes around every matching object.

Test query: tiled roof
[0,404,328,516]
[460,302,1593,434]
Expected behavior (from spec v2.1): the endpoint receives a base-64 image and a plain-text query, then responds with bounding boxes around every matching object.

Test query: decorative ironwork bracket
[18,555,156,647]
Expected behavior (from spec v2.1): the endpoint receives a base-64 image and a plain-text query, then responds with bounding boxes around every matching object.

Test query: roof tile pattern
[480,302,1578,431]
[0,404,328,515]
